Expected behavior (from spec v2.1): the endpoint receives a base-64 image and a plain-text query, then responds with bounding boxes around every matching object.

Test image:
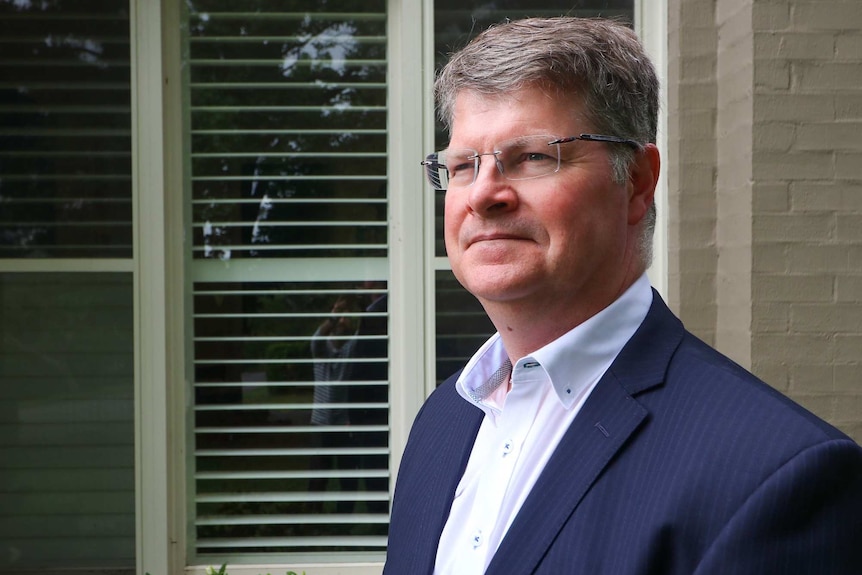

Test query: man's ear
[627,143,660,226]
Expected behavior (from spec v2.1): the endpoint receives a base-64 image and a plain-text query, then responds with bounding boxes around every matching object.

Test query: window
[0,2,132,258]
[0,1,135,573]
[183,1,390,563]
[0,273,134,572]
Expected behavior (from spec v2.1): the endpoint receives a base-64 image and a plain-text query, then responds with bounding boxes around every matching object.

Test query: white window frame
[134,0,182,572]
[638,0,669,297]
[134,0,429,572]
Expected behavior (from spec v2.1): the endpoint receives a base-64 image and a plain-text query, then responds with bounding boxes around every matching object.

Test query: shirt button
[471,530,483,548]
[502,439,513,455]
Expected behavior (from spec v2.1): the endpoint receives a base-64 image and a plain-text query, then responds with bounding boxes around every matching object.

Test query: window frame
[0,1,138,572]
[637,0,668,297]
[134,0,181,573]
[138,0,429,572]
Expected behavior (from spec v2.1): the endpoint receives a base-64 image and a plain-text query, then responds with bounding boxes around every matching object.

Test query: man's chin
[464,278,534,306]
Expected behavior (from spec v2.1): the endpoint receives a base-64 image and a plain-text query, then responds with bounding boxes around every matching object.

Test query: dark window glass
[0,2,132,258]
[0,273,135,572]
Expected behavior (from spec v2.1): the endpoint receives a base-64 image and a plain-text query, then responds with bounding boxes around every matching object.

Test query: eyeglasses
[420,133,641,191]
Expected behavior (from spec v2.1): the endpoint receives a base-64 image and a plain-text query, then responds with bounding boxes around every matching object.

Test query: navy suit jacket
[384,292,862,574]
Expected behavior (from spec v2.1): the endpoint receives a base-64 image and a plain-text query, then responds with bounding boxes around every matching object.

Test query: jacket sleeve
[694,438,862,574]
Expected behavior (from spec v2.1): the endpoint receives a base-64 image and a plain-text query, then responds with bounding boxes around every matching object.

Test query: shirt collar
[455,274,653,413]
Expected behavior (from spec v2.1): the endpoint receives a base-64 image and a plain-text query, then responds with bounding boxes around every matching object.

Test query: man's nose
[468,155,518,215]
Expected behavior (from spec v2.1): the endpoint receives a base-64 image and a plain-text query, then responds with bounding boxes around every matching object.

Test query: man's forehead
[451,85,569,110]
[449,88,590,143]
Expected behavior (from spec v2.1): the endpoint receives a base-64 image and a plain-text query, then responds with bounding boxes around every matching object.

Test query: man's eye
[448,161,473,176]
[512,151,555,163]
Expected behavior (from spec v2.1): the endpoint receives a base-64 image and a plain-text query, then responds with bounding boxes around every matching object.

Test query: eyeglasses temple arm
[421,157,448,190]
[550,134,642,149]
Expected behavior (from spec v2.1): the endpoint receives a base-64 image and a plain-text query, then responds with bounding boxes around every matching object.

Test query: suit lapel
[386,378,484,574]
[484,374,648,575]
[485,292,684,575]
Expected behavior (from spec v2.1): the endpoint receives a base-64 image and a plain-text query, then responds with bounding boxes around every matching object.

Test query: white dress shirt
[433,274,653,575]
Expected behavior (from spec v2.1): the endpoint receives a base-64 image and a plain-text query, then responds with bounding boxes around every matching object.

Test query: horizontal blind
[0,3,132,258]
[188,6,388,261]
[186,1,389,561]
[193,281,389,556]
[0,272,135,570]
[435,270,494,386]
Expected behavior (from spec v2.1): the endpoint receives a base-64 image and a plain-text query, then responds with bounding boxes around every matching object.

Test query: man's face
[443,86,655,322]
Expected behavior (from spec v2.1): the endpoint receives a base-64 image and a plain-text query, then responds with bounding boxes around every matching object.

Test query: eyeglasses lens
[425,135,561,191]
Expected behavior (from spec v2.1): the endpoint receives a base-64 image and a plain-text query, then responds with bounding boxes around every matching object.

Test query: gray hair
[435,17,659,265]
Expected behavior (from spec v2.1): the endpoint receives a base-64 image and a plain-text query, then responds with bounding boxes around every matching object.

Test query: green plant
[203,566,305,575]
[148,565,306,575]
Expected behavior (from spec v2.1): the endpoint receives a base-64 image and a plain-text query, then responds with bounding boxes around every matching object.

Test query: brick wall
[667,0,862,442]
[667,0,719,345]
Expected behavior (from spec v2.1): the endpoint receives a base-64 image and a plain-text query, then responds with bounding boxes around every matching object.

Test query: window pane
[193,280,389,559]
[183,0,389,563]
[0,2,132,258]
[0,272,135,572]
[432,1,634,383]
[188,2,387,261]
[435,270,494,386]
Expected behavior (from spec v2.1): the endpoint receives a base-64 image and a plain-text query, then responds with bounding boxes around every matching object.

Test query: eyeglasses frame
[420,133,642,191]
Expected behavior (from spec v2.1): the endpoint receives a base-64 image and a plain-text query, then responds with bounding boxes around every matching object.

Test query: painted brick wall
[667,0,719,346]
[667,0,862,442]
[750,0,862,441]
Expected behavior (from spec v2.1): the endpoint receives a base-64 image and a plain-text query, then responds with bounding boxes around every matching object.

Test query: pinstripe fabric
[384,291,862,575]
[386,379,484,574]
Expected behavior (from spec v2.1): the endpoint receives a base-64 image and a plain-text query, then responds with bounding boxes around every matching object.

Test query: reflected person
[309,294,360,513]
[310,286,389,516]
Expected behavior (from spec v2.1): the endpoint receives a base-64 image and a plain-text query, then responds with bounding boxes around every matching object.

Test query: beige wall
[667,0,862,443]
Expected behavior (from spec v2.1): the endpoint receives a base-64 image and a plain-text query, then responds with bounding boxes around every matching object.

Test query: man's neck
[480,274,644,362]
[481,299,602,362]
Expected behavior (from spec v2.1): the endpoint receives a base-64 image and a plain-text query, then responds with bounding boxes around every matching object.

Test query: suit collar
[610,289,684,396]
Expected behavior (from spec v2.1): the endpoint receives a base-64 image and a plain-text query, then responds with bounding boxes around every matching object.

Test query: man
[384,17,862,575]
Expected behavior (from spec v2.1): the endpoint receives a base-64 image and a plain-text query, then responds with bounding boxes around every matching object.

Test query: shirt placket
[465,375,545,570]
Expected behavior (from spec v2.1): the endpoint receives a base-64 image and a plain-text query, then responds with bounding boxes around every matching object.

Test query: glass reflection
[0,272,134,571]
[187,1,388,261]
[0,2,132,258]
[193,281,389,554]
